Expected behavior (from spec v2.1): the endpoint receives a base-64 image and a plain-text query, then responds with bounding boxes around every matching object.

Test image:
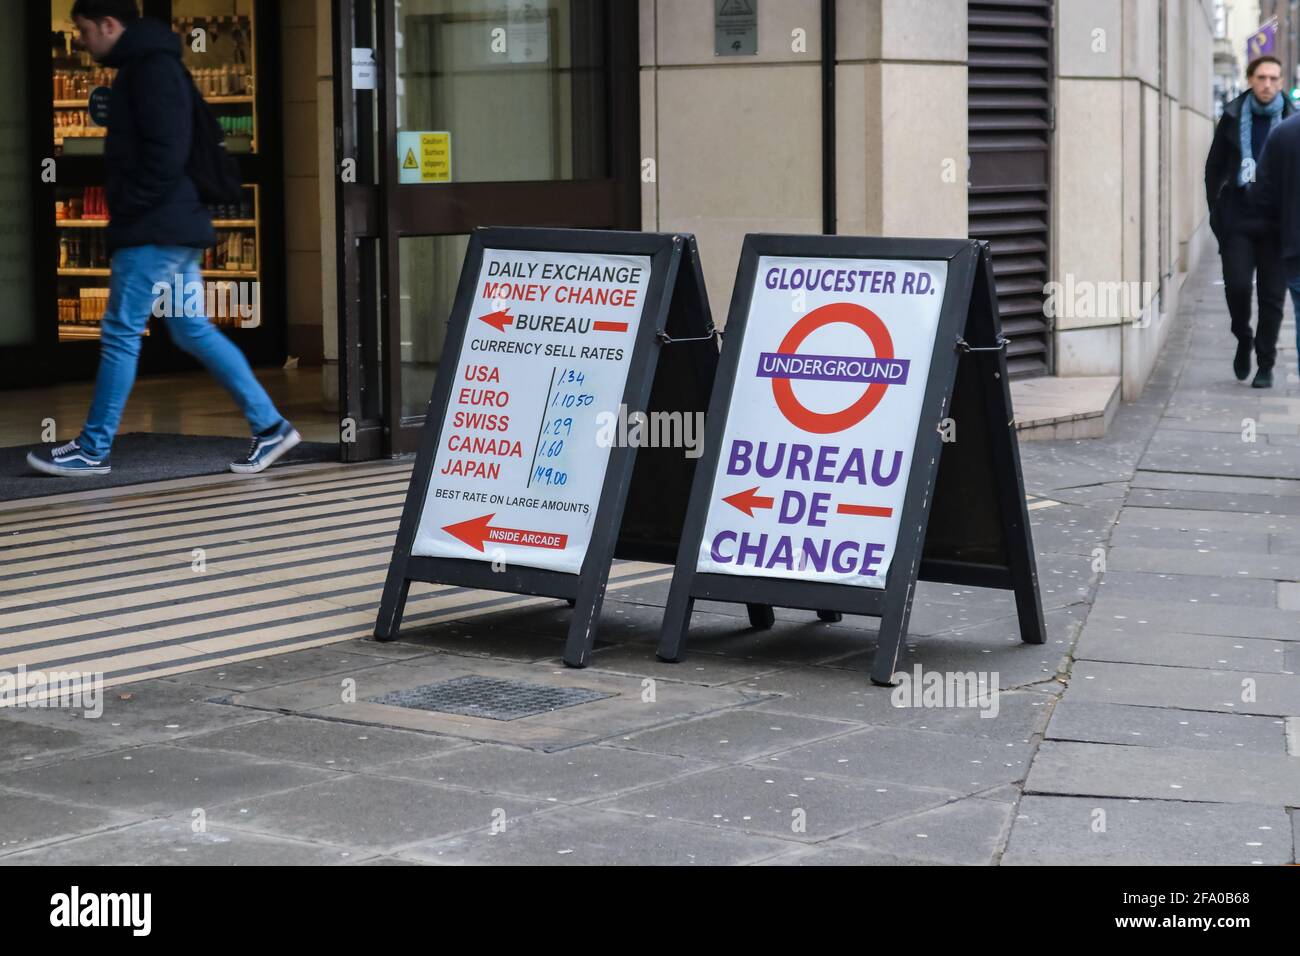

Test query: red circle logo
[770,302,896,434]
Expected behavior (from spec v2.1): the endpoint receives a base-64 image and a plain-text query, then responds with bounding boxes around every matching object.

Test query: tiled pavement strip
[0,258,1297,864]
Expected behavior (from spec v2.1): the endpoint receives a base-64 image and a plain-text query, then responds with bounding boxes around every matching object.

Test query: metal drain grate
[365,675,612,721]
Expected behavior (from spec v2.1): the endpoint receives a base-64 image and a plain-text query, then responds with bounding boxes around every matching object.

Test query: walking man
[1244,98,1300,384]
[1204,55,1291,389]
[27,0,299,477]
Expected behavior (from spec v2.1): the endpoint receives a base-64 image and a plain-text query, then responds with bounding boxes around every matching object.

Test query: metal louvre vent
[968,0,1054,377]
[366,675,612,721]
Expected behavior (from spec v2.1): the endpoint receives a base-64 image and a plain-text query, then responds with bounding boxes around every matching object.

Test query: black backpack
[184,72,243,204]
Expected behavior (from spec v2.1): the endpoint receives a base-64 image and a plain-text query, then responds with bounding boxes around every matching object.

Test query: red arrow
[722,486,775,517]
[442,513,568,552]
[478,309,513,332]
[837,503,893,518]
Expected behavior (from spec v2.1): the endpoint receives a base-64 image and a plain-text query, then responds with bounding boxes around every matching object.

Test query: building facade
[0,0,1220,458]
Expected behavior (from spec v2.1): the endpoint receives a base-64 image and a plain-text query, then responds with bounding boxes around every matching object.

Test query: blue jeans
[79,245,281,459]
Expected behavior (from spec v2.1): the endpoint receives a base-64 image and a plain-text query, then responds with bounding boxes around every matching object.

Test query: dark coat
[100,17,215,253]
[1205,91,1294,241]
[1243,111,1300,265]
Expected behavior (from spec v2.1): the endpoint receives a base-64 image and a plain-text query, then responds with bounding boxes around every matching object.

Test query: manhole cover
[366,675,612,721]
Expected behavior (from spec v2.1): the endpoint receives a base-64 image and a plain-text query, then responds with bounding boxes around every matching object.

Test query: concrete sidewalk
[0,257,1295,865]
[1004,263,1300,865]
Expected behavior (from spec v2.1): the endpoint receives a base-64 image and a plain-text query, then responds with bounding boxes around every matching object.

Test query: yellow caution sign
[397,131,452,183]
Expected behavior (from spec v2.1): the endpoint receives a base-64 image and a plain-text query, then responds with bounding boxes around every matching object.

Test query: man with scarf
[1205,55,1291,389]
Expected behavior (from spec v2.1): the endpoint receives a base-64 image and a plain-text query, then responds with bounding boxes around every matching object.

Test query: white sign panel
[696,255,949,588]
[412,248,652,573]
[506,0,550,63]
[351,48,377,90]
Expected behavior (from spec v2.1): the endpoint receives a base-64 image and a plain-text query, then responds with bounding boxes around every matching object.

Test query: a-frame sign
[374,227,732,666]
[657,235,1046,685]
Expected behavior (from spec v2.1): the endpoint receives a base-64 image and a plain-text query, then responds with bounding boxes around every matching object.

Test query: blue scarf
[1239,92,1285,185]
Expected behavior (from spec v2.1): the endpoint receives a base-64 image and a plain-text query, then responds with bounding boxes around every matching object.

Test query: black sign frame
[374,226,725,666]
[656,234,1046,685]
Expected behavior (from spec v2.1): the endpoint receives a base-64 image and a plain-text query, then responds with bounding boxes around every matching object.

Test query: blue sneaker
[26,439,112,476]
[230,420,301,474]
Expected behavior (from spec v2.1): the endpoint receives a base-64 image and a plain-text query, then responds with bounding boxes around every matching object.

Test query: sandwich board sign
[375,227,730,665]
[657,235,1046,685]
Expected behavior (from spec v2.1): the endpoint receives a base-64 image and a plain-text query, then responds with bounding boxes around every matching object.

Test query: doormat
[0,432,337,502]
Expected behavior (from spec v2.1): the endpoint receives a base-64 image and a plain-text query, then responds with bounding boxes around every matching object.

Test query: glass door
[333,0,639,459]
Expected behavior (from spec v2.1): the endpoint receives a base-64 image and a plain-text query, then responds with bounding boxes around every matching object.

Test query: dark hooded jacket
[1242,112,1300,267]
[100,17,215,252]
[1204,90,1295,242]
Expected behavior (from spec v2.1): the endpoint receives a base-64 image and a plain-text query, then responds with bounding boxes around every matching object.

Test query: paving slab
[226,773,547,850]
[1092,569,1277,607]
[744,666,1057,736]
[1116,505,1300,535]
[766,726,1034,794]
[1004,795,1292,865]
[1044,698,1287,754]
[1088,596,1300,641]
[1269,538,1300,557]
[1107,524,1271,554]
[1024,740,1300,805]
[174,715,469,770]
[0,790,140,856]
[825,604,1085,689]
[1140,429,1300,480]
[608,709,855,763]
[754,842,932,865]
[1125,485,1300,516]
[375,742,705,803]
[159,645,419,692]
[0,817,356,866]
[1066,659,1300,717]
[1106,546,1300,582]
[0,678,272,747]
[354,856,423,865]
[838,795,1015,865]
[1132,471,1300,497]
[540,642,780,687]
[0,744,337,816]
[370,618,568,662]
[225,655,766,751]
[0,714,110,772]
[405,805,794,865]
[467,596,890,665]
[1074,624,1290,672]
[596,764,955,843]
